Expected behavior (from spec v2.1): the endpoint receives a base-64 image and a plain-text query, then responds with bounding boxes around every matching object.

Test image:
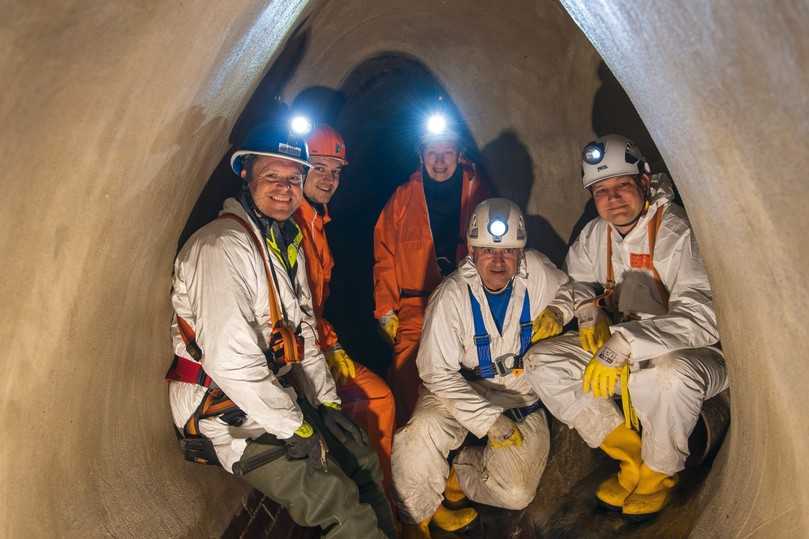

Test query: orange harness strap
[167,212,304,464]
[605,205,669,305]
[219,213,303,366]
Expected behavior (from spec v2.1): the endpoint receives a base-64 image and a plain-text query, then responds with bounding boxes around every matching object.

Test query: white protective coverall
[392,250,568,523]
[168,198,339,473]
[524,174,728,476]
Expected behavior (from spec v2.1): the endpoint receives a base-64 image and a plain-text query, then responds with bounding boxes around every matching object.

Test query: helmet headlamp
[426,113,448,135]
[290,115,312,136]
[583,142,605,165]
[488,219,508,240]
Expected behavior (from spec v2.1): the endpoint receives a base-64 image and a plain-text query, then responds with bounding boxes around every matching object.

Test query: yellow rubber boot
[431,467,478,532]
[402,518,431,539]
[444,466,469,506]
[596,423,642,510]
[431,505,479,533]
[622,463,678,520]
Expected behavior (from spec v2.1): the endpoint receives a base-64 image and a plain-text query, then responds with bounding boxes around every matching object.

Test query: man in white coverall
[525,134,728,519]
[164,121,394,538]
[393,198,569,538]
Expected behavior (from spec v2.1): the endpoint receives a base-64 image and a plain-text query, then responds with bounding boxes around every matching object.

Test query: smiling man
[373,111,489,424]
[392,199,568,538]
[525,134,728,519]
[293,124,396,495]
[165,122,394,538]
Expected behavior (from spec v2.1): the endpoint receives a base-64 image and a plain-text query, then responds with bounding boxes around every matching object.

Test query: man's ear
[240,169,247,181]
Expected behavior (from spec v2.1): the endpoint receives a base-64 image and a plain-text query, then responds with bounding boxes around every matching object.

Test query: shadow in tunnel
[481,130,567,267]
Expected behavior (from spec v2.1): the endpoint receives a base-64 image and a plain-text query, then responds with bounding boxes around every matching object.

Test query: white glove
[595,332,632,368]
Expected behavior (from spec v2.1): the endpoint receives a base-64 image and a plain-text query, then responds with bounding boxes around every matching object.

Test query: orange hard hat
[307,125,348,164]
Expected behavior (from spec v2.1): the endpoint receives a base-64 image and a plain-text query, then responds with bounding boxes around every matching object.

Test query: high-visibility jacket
[294,198,338,351]
[373,162,490,320]
[417,250,569,438]
[549,174,720,362]
[168,198,339,473]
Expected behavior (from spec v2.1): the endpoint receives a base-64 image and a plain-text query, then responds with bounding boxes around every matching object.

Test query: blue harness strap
[468,286,494,378]
[467,286,532,378]
[518,290,532,356]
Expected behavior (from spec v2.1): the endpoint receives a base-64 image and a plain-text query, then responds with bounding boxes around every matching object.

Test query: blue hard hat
[230,123,312,175]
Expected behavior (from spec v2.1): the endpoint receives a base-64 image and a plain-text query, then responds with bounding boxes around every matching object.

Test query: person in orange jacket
[374,113,490,424]
[294,124,397,492]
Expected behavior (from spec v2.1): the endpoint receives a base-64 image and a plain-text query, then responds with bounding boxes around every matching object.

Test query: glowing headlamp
[290,115,312,136]
[426,113,448,135]
[488,219,508,240]
[583,142,605,165]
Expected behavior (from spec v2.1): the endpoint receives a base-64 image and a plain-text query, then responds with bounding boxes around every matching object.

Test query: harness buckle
[492,353,522,377]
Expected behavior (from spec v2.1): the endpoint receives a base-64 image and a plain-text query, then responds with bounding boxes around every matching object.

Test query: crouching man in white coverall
[393,198,569,538]
[165,121,394,538]
[525,134,728,519]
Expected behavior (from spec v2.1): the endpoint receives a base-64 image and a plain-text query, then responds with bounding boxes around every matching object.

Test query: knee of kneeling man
[502,482,537,510]
[653,355,703,397]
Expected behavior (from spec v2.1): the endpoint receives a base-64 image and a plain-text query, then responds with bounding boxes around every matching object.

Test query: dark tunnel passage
[4,1,808,538]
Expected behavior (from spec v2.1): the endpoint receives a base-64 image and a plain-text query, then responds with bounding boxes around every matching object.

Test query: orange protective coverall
[295,197,396,490]
[373,161,490,424]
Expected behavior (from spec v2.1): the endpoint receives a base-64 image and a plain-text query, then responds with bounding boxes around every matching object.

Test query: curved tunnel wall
[2,1,807,537]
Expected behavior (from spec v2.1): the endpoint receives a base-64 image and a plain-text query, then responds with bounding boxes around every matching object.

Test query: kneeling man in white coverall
[525,134,728,519]
[393,198,569,538]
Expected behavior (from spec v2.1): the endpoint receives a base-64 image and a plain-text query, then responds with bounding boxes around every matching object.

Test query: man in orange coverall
[294,124,396,491]
[373,112,490,424]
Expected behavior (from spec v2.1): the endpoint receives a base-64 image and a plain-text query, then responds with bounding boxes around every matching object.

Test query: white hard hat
[581,134,651,189]
[467,198,527,249]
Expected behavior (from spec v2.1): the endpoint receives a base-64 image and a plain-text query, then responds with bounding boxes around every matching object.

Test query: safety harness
[463,284,543,422]
[601,204,669,431]
[165,212,303,466]
[466,285,532,378]
[604,205,669,307]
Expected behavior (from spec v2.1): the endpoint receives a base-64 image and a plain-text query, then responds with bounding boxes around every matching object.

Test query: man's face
[591,175,648,228]
[420,140,460,182]
[303,156,344,205]
[242,155,304,220]
[472,247,522,291]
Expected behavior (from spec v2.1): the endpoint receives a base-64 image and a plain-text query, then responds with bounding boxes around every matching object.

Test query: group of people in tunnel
[164,103,728,538]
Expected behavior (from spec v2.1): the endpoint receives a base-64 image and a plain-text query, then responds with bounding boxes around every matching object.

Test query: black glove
[320,404,369,446]
[283,421,327,470]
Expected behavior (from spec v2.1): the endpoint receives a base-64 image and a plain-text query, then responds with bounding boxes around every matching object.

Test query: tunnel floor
[227,446,715,539]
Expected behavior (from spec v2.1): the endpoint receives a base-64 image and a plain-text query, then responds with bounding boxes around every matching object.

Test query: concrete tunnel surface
[2,1,808,537]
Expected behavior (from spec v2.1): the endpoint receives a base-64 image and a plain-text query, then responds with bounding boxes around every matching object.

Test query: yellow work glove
[582,332,632,399]
[487,415,524,449]
[532,306,564,343]
[325,347,357,385]
[379,311,399,346]
[576,302,611,355]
